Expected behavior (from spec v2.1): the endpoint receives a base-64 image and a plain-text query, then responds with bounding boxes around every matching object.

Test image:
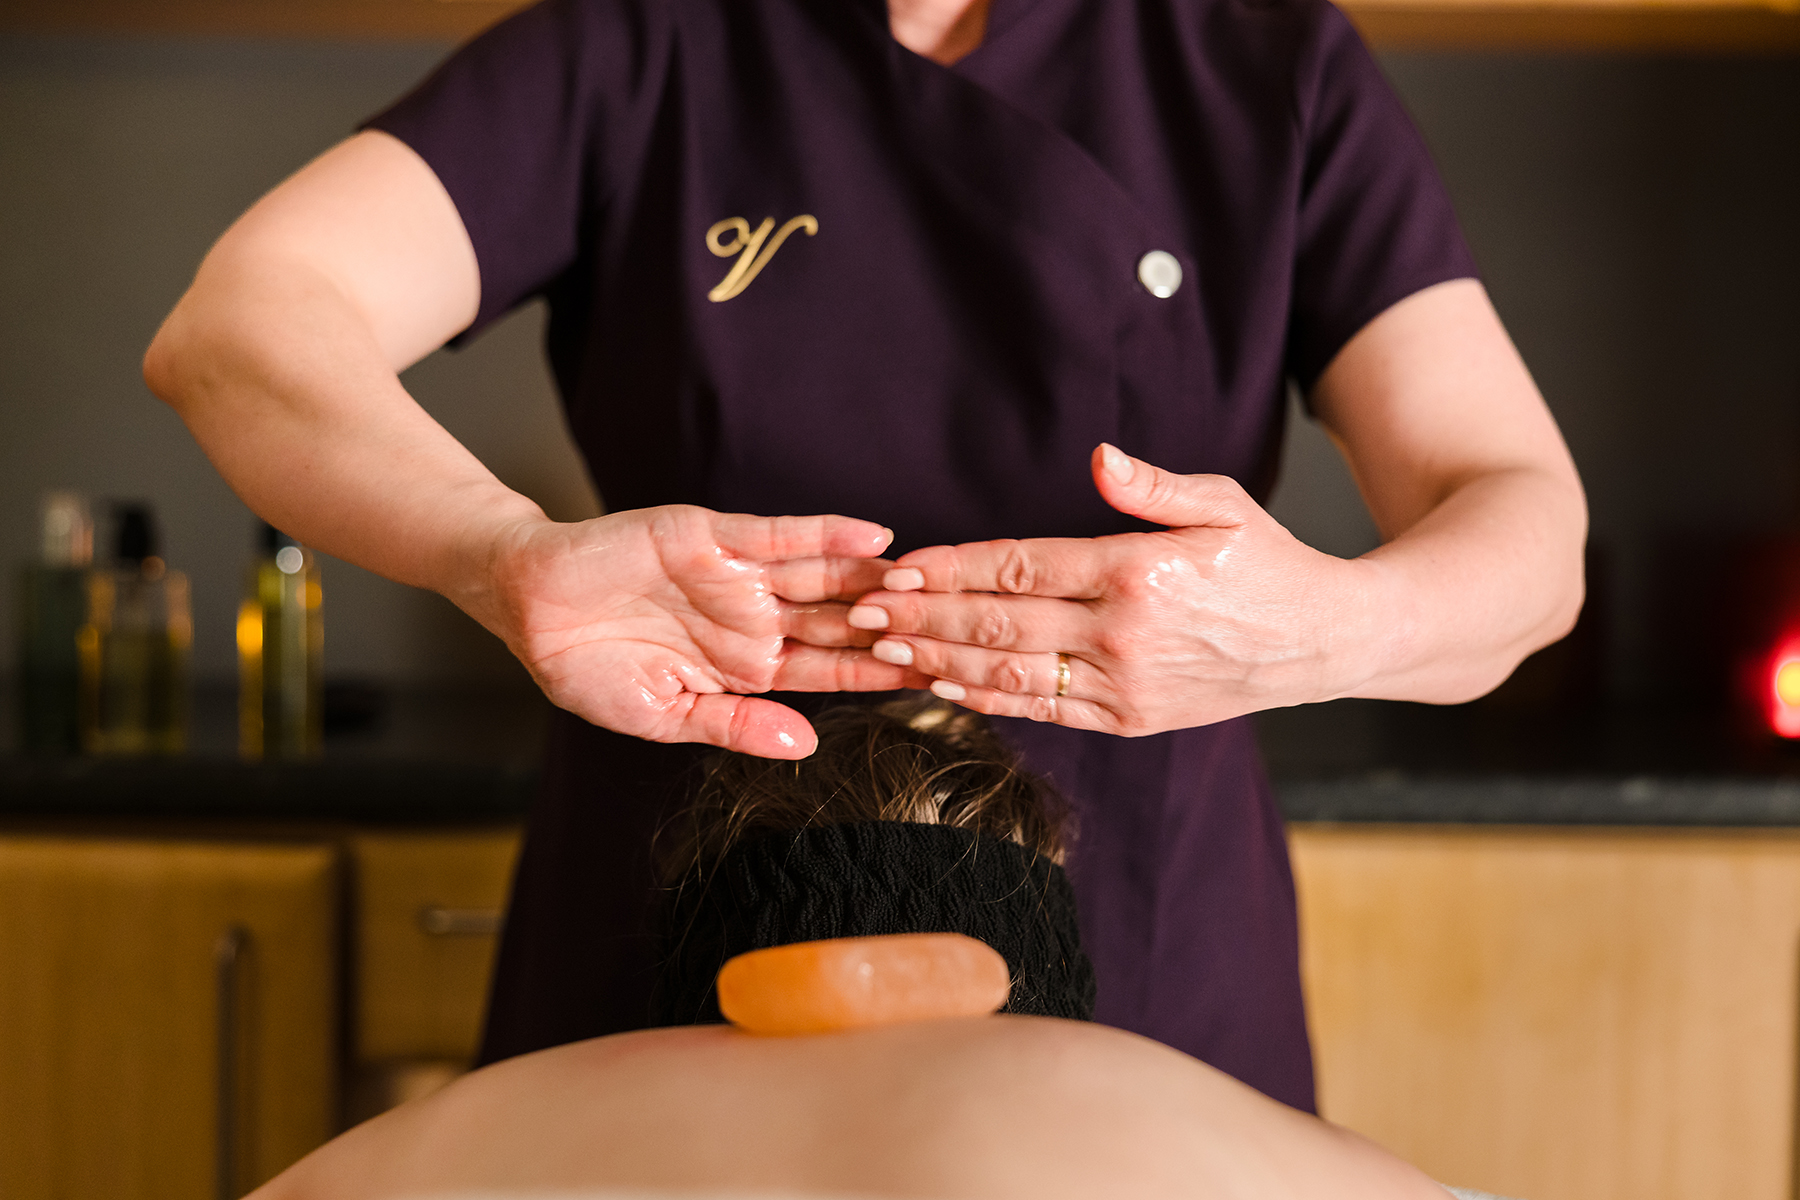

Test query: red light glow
[1765,635,1800,739]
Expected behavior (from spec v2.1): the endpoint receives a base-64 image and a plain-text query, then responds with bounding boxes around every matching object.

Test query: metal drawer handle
[215,925,250,1200]
[418,906,503,936]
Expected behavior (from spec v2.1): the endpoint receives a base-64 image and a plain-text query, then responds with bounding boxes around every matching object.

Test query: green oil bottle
[238,524,322,759]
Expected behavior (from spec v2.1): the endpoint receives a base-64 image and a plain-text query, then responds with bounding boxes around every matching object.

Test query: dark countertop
[1259,698,1800,826]
[10,690,1800,828]
[1253,697,1800,779]
[0,683,545,825]
[1277,773,1800,827]
[0,755,535,824]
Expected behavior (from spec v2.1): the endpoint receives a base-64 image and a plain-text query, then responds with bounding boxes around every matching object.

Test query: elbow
[1498,476,1589,675]
[1429,539,1588,708]
[1374,473,1589,709]
[143,238,270,420]
[1465,538,1589,704]
[143,299,201,417]
[1545,563,1586,649]
[141,319,180,409]
[143,281,243,426]
[1537,490,1590,653]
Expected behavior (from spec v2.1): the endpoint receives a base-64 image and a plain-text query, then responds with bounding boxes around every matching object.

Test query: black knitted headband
[651,821,1097,1027]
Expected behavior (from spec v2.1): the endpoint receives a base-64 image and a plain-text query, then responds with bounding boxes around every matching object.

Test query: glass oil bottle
[17,492,93,754]
[79,503,191,755]
[238,524,322,759]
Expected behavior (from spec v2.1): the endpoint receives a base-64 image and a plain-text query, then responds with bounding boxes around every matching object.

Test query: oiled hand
[843,446,1383,735]
[480,505,931,758]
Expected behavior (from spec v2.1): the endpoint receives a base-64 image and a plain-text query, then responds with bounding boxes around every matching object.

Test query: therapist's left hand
[844,444,1385,735]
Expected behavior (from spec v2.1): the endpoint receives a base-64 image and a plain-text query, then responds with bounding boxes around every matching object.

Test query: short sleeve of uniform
[1283,3,1478,390]
[364,0,656,339]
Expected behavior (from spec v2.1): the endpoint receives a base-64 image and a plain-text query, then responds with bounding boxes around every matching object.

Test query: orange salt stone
[717,932,1010,1035]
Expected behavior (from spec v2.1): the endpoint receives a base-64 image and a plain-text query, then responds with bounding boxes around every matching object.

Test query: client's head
[651,694,1096,1026]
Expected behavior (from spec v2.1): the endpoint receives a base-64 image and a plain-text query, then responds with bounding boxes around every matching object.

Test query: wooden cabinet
[349,830,519,1064]
[0,836,339,1200]
[0,825,523,1199]
[1292,825,1800,1200]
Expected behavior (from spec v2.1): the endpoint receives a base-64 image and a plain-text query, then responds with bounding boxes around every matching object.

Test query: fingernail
[872,640,914,666]
[846,605,889,630]
[930,680,966,702]
[884,567,925,591]
[1100,443,1132,485]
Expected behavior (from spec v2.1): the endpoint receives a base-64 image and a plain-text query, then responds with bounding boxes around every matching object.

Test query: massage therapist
[144,0,1586,1112]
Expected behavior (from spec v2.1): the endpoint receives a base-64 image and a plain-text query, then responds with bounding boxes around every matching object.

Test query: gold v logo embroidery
[705,214,819,302]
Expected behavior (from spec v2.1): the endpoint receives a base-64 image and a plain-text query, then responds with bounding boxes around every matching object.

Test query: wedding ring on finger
[1055,653,1071,698]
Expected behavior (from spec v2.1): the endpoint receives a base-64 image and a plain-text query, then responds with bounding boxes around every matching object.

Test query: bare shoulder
[255,1019,1450,1200]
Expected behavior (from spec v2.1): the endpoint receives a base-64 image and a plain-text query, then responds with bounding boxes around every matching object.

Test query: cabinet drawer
[350,830,521,1063]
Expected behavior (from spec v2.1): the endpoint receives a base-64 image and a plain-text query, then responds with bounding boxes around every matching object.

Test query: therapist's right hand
[469,505,927,759]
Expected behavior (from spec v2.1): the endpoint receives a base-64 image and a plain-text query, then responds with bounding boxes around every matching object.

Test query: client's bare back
[254,1015,1446,1200]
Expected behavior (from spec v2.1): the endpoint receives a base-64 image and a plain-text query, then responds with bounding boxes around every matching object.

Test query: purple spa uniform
[369,0,1475,1111]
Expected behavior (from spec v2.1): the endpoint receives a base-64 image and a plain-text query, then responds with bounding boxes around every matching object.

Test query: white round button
[1137,250,1182,299]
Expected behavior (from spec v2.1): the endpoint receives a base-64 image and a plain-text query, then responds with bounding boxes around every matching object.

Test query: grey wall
[2,35,1797,700]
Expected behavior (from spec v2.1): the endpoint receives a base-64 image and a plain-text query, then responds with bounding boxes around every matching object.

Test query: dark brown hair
[656,694,1069,886]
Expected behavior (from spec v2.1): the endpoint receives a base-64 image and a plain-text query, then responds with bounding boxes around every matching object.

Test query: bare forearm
[1341,462,1587,705]
[144,253,540,630]
[143,130,535,631]
[1316,278,1588,706]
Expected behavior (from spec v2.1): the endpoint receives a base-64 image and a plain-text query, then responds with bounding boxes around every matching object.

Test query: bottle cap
[260,521,304,553]
[112,502,158,564]
[39,491,93,567]
[259,522,308,574]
